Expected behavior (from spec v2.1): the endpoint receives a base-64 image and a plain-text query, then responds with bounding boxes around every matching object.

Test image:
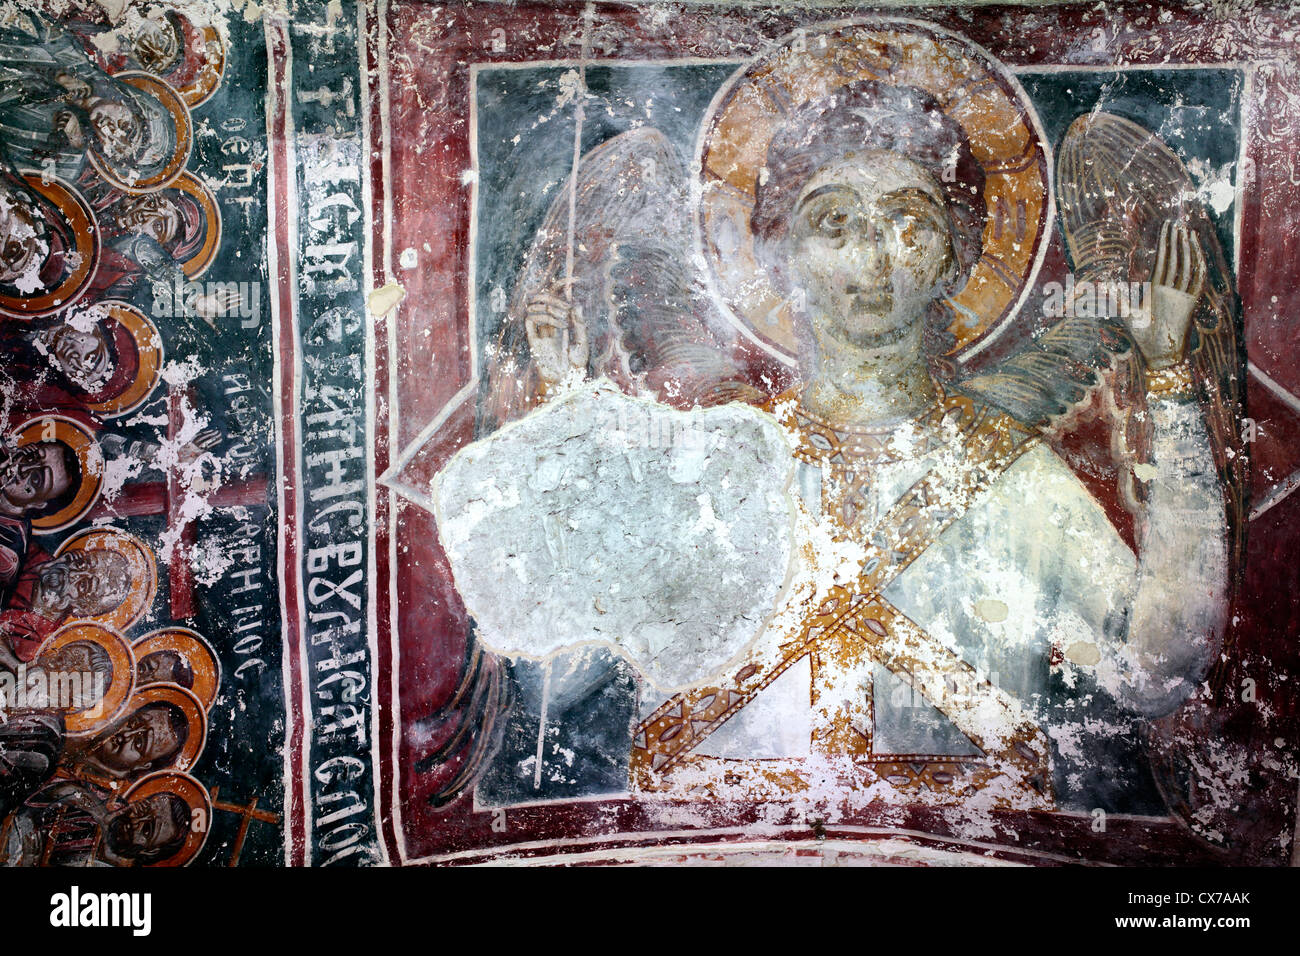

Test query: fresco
[1,0,1298,868]
[0,0,278,866]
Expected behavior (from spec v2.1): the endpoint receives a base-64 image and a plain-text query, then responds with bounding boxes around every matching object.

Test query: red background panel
[370,0,1300,865]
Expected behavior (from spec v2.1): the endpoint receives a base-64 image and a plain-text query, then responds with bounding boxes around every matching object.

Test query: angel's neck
[801,323,936,430]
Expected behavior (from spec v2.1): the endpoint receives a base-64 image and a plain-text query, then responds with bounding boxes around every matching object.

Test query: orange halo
[38,621,137,736]
[0,173,100,318]
[13,415,103,533]
[54,527,158,631]
[694,18,1052,365]
[133,626,221,711]
[171,171,221,279]
[178,25,227,108]
[81,300,164,418]
[123,770,212,866]
[87,71,193,194]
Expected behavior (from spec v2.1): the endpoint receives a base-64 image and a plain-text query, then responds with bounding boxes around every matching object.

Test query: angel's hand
[525,292,589,388]
[178,429,221,466]
[190,288,243,329]
[1131,219,1206,370]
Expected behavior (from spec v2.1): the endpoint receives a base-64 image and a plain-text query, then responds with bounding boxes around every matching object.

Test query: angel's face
[786,151,956,349]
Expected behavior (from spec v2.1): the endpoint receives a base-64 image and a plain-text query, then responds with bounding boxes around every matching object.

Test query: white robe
[472,393,1228,810]
[691,396,1228,808]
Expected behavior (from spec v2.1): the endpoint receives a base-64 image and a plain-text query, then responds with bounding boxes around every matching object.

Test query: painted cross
[85,386,269,619]
[208,786,281,866]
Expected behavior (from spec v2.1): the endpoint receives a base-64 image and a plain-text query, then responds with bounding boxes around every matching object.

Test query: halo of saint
[94,5,228,108]
[35,621,136,736]
[121,683,208,777]
[133,626,221,710]
[86,71,193,194]
[53,527,158,630]
[76,300,165,418]
[694,18,1052,366]
[64,682,208,794]
[13,415,103,533]
[122,769,211,866]
[169,171,222,278]
[120,6,227,109]
[0,172,101,319]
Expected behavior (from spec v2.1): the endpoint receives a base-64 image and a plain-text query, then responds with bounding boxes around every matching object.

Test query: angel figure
[424,22,1244,834]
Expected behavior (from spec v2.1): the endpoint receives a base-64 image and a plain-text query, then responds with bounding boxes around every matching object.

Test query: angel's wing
[1055,112,1250,848]
[956,311,1151,514]
[478,126,748,435]
[959,111,1247,559]
[428,128,749,808]
[1055,111,1248,586]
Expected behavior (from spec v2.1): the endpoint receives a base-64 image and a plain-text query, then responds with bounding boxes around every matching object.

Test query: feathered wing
[479,126,747,435]
[431,128,746,807]
[959,111,1247,557]
[955,313,1151,515]
[1054,110,1248,588]
[1054,111,1249,848]
[953,125,1158,517]
[959,111,1250,848]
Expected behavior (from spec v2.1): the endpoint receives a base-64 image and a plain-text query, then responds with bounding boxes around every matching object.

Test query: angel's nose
[842,221,890,281]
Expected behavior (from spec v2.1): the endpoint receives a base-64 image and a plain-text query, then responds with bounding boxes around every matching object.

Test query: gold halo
[172,171,221,279]
[13,415,103,533]
[178,25,226,108]
[694,18,1052,364]
[123,770,212,866]
[133,627,221,711]
[81,300,164,418]
[38,621,136,736]
[87,72,193,194]
[54,527,158,630]
[0,173,100,318]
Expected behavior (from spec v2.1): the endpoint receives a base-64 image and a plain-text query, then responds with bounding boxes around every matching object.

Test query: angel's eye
[893,215,937,250]
[812,206,851,238]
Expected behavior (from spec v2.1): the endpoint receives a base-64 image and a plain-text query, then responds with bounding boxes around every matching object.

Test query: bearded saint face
[112,192,183,245]
[36,314,114,390]
[0,442,72,517]
[129,16,183,75]
[88,100,144,166]
[0,187,48,286]
[33,549,130,618]
[37,640,111,712]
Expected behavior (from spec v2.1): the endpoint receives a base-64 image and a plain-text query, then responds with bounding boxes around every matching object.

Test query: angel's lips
[850,290,893,314]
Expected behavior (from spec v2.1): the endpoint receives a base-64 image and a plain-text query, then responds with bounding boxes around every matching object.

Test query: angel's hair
[750,80,986,363]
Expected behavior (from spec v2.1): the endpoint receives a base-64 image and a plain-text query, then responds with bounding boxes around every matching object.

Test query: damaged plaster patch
[367,281,405,316]
[973,597,1009,623]
[1064,640,1102,666]
[434,380,797,691]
